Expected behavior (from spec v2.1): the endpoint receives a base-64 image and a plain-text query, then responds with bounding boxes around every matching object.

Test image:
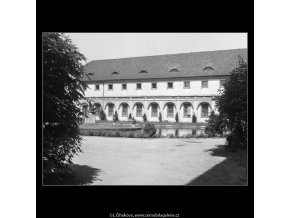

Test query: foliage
[159,112,162,122]
[143,113,147,122]
[43,33,87,182]
[128,113,132,119]
[113,111,119,122]
[192,113,197,123]
[208,57,247,149]
[175,112,179,123]
[205,111,226,137]
[142,122,157,137]
[99,109,107,121]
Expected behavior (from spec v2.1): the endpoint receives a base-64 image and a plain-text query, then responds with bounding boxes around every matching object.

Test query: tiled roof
[82,48,247,82]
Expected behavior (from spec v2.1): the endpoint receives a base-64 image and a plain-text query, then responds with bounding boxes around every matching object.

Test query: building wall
[83,77,227,123]
[84,77,227,98]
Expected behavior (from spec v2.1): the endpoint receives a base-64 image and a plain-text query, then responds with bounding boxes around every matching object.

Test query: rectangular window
[122,105,128,117]
[201,81,208,88]
[136,105,142,117]
[152,83,157,89]
[167,104,174,118]
[136,83,142,90]
[122,84,127,90]
[201,104,209,118]
[184,81,190,88]
[151,105,158,117]
[183,105,191,117]
[167,82,173,89]
[220,80,226,87]
[108,84,113,90]
[108,105,114,117]
[95,84,99,90]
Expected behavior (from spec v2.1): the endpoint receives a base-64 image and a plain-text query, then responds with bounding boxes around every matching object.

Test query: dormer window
[203,67,214,70]
[112,71,119,75]
[169,69,179,73]
[139,70,148,74]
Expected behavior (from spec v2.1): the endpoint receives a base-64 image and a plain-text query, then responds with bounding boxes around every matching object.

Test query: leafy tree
[43,33,87,183]
[209,57,247,149]
[143,113,147,122]
[175,112,179,123]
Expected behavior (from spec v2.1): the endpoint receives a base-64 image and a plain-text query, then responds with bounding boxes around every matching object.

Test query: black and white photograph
[42,33,248,186]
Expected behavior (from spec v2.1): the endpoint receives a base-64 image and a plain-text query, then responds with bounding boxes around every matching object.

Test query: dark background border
[37,2,253,217]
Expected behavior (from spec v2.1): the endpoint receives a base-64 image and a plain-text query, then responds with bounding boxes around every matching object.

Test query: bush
[175,113,179,123]
[113,111,119,122]
[205,111,226,137]
[128,113,132,120]
[143,113,147,122]
[142,122,157,137]
[99,109,106,121]
[159,112,162,122]
[192,114,197,123]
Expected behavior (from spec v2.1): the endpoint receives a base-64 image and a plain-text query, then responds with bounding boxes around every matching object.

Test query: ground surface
[70,136,247,185]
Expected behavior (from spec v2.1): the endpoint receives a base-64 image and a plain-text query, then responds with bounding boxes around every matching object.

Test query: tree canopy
[207,56,247,149]
[43,33,87,182]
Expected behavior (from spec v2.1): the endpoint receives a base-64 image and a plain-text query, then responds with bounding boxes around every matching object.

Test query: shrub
[168,134,175,138]
[99,109,106,121]
[143,113,147,122]
[175,113,179,123]
[192,113,197,123]
[159,112,162,122]
[128,132,134,138]
[113,111,119,122]
[205,111,226,137]
[128,113,132,120]
[142,122,157,137]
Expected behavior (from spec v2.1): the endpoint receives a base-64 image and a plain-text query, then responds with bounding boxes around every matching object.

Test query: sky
[65,33,247,63]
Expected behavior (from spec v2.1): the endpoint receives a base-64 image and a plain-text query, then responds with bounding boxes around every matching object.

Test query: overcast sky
[66,33,247,63]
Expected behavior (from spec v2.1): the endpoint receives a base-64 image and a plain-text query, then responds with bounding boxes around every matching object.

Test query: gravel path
[71,136,227,185]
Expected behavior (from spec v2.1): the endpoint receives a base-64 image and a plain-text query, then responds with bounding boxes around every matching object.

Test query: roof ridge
[87,48,247,63]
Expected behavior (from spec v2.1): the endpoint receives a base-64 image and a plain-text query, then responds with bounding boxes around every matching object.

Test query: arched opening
[105,103,115,117]
[180,102,193,118]
[148,102,160,118]
[163,102,176,118]
[197,102,211,118]
[133,102,144,118]
[118,103,130,117]
[93,103,102,117]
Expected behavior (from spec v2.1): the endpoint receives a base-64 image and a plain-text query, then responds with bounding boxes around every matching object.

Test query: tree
[128,113,132,120]
[209,57,247,149]
[43,33,87,183]
[175,112,179,123]
[143,113,147,122]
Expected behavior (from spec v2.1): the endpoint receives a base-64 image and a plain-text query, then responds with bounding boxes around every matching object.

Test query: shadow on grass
[44,164,102,185]
[186,144,247,186]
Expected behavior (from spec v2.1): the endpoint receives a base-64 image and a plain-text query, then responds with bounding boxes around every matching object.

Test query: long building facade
[80,48,247,123]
